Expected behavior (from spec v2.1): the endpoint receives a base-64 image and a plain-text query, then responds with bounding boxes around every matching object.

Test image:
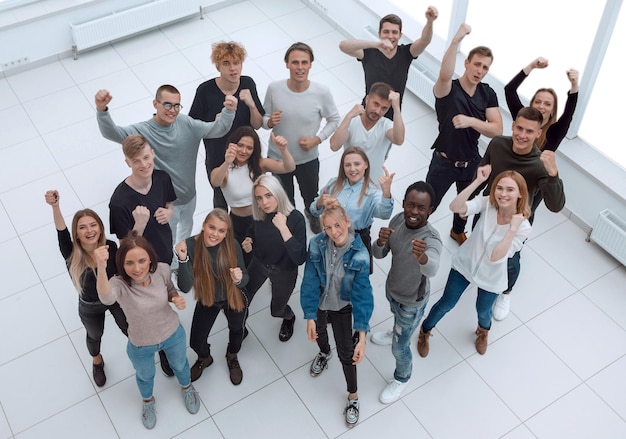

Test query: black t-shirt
[109,169,177,263]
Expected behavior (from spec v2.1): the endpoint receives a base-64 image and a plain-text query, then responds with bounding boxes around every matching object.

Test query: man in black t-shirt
[339,7,438,119]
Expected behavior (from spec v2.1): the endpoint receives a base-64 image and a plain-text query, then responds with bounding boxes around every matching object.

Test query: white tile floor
[1,1,626,438]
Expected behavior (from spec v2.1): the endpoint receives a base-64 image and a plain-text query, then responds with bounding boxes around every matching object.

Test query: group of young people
[45,5,577,430]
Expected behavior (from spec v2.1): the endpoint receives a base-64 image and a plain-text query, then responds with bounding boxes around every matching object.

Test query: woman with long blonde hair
[45,190,128,388]
[175,209,249,385]
[310,146,394,267]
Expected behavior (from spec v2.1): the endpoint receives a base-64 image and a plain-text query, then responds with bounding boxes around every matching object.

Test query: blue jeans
[126,324,190,399]
[422,269,498,332]
[387,292,427,383]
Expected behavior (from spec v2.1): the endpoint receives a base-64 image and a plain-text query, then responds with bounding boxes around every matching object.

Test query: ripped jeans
[387,292,428,383]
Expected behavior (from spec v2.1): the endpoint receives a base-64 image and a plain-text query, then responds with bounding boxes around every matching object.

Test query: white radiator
[70,0,200,58]
[363,25,436,108]
[589,209,626,266]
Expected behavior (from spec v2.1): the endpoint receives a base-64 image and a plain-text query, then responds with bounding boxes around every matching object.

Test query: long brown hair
[531,88,558,149]
[115,232,159,285]
[69,209,106,294]
[193,209,244,311]
[227,126,262,181]
[489,170,531,218]
[330,147,373,207]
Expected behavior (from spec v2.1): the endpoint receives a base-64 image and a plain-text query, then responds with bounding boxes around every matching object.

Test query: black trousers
[79,298,128,357]
[316,305,357,394]
[190,298,248,358]
[275,158,319,213]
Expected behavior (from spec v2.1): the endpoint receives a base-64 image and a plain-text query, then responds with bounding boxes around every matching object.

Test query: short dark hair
[467,46,493,62]
[115,232,159,285]
[155,84,180,101]
[404,181,436,208]
[368,82,393,100]
[284,42,314,63]
[379,14,402,33]
[516,107,543,126]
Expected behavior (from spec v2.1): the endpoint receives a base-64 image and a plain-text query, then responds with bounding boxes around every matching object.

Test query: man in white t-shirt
[330,82,404,183]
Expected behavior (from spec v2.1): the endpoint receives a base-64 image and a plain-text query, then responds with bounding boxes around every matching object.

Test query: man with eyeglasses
[95,84,237,257]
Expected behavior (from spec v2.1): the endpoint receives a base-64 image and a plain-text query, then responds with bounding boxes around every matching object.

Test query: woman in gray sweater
[96,233,200,430]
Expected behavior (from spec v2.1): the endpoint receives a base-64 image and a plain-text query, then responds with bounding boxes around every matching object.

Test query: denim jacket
[300,232,374,332]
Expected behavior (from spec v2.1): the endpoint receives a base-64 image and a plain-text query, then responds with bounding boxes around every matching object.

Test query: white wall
[0,0,231,72]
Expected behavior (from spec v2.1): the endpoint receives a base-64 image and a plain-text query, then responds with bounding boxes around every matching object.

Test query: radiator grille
[590,209,626,266]
[70,0,199,55]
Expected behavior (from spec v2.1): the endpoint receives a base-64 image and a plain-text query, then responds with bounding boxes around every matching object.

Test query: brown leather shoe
[226,353,243,385]
[449,229,467,245]
[417,327,432,357]
[190,356,214,382]
[475,326,489,355]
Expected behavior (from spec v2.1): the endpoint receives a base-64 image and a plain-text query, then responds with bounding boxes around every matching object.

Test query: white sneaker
[370,329,393,345]
[493,293,511,321]
[379,379,408,404]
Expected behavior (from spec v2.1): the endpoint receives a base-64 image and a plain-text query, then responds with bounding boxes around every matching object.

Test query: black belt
[436,151,473,168]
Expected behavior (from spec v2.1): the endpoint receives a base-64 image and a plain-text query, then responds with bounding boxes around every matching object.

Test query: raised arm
[387,91,405,144]
[260,132,296,173]
[434,23,471,98]
[339,39,389,60]
[409,6,438,57]
[490,214,525,261]
[94,89,136,143]
[44,190,66,231]
[329,104,364,151]
[239,88,263,129]
[210,143,237,188]
[95,245,112,297]
[450,164,491,214]
[544,69,579,151]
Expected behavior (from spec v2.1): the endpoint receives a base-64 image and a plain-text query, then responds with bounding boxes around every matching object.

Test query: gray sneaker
[309,351,332,377]
[182,384,200,414]
[344,397,359,427]
[142,398,156,429]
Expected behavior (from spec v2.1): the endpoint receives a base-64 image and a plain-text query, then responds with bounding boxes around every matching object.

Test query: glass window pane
[579,5,626,169]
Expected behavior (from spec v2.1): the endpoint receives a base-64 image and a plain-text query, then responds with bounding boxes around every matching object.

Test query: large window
[382,0,625,169]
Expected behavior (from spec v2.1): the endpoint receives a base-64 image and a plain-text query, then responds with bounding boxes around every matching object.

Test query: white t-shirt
[452,197,531,292]
[344,116,393,183]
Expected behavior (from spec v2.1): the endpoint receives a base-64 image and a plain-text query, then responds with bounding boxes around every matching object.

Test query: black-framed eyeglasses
[157,101,183,112]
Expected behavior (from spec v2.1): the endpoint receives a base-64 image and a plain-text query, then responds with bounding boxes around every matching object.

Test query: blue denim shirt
[300,232,374,332]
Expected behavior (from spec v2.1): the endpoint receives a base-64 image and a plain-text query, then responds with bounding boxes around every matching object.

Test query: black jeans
[78,298,128,357]
[246,257,297,320]
[230,212,254,267]
[426,151,480,233]
[316,305,357,394]
[275,158,319,213]
[190,298,248,358]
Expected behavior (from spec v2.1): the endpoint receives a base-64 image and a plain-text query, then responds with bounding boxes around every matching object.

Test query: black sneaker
[279,316,295,342]
[158,350,174,377]
[190,356,214,382]
[93,359,106,387]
